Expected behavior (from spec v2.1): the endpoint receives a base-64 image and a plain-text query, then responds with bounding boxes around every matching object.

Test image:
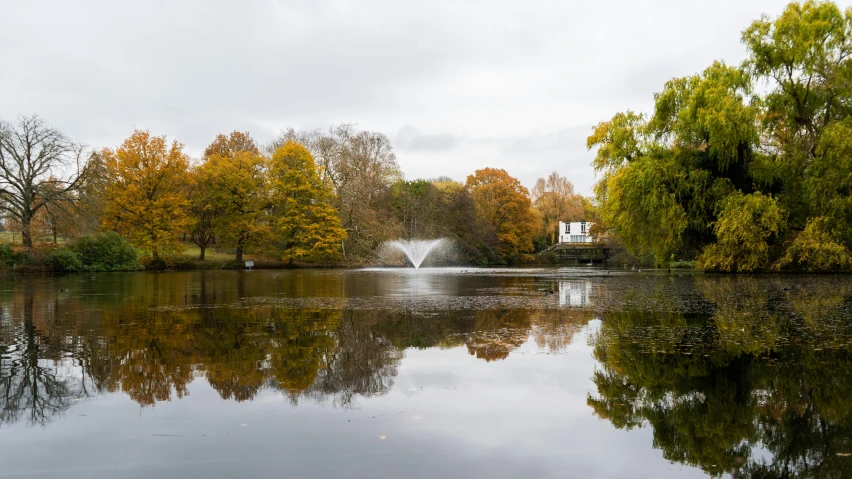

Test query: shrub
[49,232,138,272]
[0,244,40,270]
[779,217,852,272]
[0,243,15,267]
[669,259,696,269]
[49,248,84,272]
[697,192,783,272]
[70,231,138,271]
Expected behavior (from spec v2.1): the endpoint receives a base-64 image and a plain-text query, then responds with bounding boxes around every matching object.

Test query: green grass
[178,244,277,264]
[179,244,240,262]
[0,231,74,246]
[669,259,696,269]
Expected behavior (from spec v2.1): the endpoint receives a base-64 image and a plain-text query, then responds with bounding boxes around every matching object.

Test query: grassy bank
[0,236,359,273]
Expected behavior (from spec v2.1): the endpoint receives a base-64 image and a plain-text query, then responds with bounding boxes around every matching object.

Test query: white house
[558,221,596,244]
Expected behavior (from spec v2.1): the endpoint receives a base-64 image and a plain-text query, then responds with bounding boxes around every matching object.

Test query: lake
[1,268,851,478]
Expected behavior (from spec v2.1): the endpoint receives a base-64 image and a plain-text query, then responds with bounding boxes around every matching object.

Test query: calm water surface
[1,268,851,478]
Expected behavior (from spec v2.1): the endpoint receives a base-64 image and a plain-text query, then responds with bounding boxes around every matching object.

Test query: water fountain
[386,239,447,268]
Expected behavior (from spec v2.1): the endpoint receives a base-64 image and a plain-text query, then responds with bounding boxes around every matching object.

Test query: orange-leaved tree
[102,130,190,260]
[269,141,346,264]
[531,172,585,245]
[465,167,536,261]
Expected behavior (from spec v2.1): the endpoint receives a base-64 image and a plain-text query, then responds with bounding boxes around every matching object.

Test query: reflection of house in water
[559,281,592,307]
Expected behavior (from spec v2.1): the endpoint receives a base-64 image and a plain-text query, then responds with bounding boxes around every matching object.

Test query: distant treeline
[590,0,852,272]
[0,119,592,269]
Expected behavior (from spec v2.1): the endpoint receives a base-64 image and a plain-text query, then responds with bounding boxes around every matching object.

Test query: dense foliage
[0,123,582,267]
[589,1,852,271]
[49,231,138,272]
[101,131,191,260]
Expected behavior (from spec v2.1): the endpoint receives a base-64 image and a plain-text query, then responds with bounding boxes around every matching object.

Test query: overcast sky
[0,0,799,194]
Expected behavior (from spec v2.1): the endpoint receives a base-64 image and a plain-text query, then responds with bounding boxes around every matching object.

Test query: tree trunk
[199,245,206,260]
[53,227,57,245]
[235,244,243,263]
[21,215,32,248]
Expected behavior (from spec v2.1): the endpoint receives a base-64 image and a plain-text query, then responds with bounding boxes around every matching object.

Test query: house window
[581,223,586,233]
[565,223,570,234]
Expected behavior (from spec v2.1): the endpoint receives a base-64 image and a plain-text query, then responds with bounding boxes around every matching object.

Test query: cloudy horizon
[1,0,798,194]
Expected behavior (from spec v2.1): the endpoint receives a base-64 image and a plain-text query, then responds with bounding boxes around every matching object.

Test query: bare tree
[532,172,584,245]
[0,115,91,247]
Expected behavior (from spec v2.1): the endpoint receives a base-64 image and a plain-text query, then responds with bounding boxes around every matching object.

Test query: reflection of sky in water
[3,270,852,478]
[0,321,705,479]
[356,267,477,298]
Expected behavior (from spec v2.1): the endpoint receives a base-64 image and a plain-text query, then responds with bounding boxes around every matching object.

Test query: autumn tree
[187,165,217,260]
[101,131,190,260]
[204,131,259,159]
[31,177,78,243]
[465,168,536,261]
[268,141,346,264]
[272,125,403,259]
[531,172,584,245]
[0,115,91,247]
[194,132,268,262]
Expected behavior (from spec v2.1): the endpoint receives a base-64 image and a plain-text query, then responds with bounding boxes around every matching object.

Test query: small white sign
[245,261,254,269]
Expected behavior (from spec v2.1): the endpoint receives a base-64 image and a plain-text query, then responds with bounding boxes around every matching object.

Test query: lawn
[180,244,240,262]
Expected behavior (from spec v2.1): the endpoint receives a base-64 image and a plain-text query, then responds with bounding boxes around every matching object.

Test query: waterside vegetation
[589,0,852,272]
[1,1,849,273]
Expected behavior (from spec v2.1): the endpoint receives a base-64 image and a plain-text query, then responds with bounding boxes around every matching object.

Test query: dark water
[1,268,851,478]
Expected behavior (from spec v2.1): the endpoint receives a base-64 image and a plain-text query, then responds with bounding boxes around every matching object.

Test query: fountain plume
[386,239,447,268]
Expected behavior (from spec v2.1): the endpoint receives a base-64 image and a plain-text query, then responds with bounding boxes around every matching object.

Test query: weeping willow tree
[589,1,852,271]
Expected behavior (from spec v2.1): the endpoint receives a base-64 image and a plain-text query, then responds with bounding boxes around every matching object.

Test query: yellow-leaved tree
[269,141,346,264]
[102,130,190,260]
[466,167,536,261]
[195,132,269,263]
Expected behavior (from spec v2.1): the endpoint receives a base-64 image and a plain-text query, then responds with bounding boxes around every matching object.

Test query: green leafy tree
[589,2,852,271]
[697,192,783,272]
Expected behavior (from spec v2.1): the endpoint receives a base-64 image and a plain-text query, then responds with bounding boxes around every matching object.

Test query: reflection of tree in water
[589,276,852,478]
[299,310,402,408]
[0,271,592,426]
[0,320,80,427]
[0,282,90,427]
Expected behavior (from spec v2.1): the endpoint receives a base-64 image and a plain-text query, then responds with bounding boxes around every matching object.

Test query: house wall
[558,221,596,244]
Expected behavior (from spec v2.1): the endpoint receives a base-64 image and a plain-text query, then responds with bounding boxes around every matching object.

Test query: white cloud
[0,0,795,194]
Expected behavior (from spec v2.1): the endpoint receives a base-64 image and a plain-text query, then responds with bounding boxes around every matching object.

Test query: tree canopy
[589,0,852,271]
[466,168,536,260]
[268,141,346,263]
[102,130,190,260]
